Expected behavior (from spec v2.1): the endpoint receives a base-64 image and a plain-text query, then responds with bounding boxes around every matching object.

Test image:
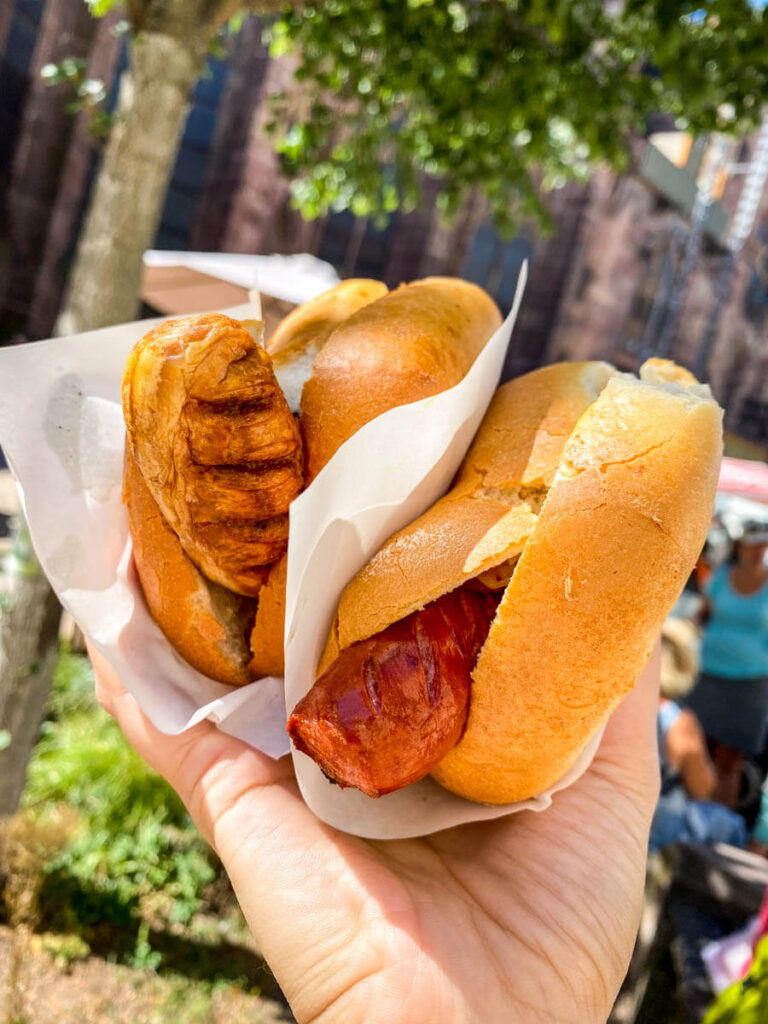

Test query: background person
[685,522,768,809]
[650,618,747,852]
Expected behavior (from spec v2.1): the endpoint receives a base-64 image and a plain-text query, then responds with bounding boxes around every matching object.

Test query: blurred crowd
[628,510,768,1022]
[653,518,768,856]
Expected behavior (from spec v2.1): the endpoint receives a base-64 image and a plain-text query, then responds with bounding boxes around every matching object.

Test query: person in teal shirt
[752,781,768,853]
[685,521,768,807]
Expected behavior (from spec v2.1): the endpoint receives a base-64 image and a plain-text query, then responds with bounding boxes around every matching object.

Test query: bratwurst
[288,358,723,805]
[288,583,500,797]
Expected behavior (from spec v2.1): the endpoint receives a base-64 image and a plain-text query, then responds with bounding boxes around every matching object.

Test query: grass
[0,647,258,980]
[0,645,293,1022]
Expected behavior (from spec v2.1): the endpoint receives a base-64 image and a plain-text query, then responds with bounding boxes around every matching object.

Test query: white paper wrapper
[0,268,602,839]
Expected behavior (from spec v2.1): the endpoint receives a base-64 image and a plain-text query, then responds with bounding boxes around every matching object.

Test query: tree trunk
[0,525,61,816]
[56,32,205,335]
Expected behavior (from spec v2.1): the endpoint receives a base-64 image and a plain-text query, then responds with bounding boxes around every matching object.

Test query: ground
[0,924,295,1024]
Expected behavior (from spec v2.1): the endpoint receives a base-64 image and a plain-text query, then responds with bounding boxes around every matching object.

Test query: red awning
[718,456,768,504]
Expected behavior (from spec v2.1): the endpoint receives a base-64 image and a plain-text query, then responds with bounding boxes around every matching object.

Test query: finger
[89,643,127,717]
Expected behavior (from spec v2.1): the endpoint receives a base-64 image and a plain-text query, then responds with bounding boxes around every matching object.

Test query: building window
[461,224,532,314]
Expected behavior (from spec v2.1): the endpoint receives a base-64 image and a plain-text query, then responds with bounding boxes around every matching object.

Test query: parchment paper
[0,268,603,838]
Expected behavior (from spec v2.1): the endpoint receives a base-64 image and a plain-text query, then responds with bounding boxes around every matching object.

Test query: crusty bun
[300,277,503,481]
[122,313,302,597]
[433,364,721,802]
[313,360,722,804]
[268,279,388,413]
[123,444,256,686]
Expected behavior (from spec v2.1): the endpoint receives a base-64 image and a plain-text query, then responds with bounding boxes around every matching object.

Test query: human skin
[730,541,768,595]
[661,700,717,801]
[90,644,660,1024]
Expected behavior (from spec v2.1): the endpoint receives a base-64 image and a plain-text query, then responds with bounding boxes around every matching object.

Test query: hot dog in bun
[288,358,723,804]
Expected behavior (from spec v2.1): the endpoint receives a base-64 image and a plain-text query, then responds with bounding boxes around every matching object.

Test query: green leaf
[89,109,116,139]
[0,730,11,751]
[208,35,227,60]
[269,35,293,59]
[265,0,768,233]
[227,11,247,35]
[60,57,86,79]
[86,0,119,16]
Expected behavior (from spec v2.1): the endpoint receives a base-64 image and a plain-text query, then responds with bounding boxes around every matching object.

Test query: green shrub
[20,649,216,950]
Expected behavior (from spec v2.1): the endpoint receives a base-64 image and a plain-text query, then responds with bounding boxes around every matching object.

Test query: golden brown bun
[267,279,388,413]
[640,357,698,386]
[318,360,722,804]
[123,444,256,686]
[319,362,616,672]
[300,277,503,481]
[249,554,287,678]
[122,313,302,597]
[433,367,722,803]
[259,277,502,670]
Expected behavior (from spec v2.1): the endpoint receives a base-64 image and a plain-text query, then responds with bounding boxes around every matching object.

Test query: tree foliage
[266,0,768,232]
[41,55,118,137]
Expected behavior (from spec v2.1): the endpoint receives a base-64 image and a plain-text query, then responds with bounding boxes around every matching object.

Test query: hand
[91,645,660,1024]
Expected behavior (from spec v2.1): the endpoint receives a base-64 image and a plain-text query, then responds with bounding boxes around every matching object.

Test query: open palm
[92,646,659,1024]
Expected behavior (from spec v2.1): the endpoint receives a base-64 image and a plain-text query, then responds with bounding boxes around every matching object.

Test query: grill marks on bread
[122,313,302,597]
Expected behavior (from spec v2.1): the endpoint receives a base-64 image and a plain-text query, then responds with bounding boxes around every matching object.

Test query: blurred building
[1,0,767,450]
[547,130,768,453]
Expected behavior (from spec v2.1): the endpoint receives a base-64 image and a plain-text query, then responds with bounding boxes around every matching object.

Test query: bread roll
[313,360,722,804]
[256,277,504,673]
[300,277,503,481]
[319,362,616,670]
[268,279,388,412]
[249,553,287,678]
